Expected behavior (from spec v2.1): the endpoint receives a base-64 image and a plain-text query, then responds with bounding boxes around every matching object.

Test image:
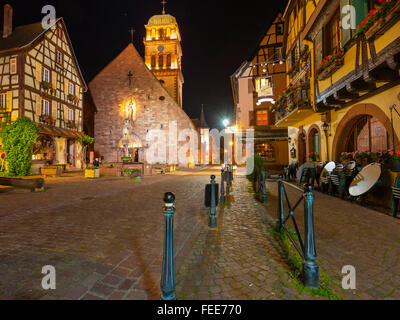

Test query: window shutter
[249,111,255,126]
[314,29,323,71]
[6,91,12,112]
[340,0,352,47]
[65,106,69,121]
[65,78,69,95]
[52,71,57,89]
[36,62,42,82]
[52,102,57,120]
[354,0,369,28]
[76,85,80,98]
[36,95,42,115]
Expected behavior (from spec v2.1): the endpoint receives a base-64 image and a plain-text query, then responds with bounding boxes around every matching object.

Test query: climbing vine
[1,117,39,176]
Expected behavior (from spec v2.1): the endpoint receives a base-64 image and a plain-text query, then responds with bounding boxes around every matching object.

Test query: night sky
[7,0,287,129]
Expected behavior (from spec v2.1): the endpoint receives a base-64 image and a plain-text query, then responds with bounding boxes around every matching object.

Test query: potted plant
[308,152,320,162]
[121,157,132,164]
[390,150,400,172]
[67,94,79,104]
[39,115,55,126]
[66,120,77,130]
[85,166,100,178]
[316,49,345,81]
[354,151,370,167]
[41,165,58,177]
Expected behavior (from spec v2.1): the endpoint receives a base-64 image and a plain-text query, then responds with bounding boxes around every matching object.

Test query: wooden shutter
[52,102,57,120]
[249,111,255,126]
[314,29,323,71]
[36,62,42,82]
[65,106,69,121]
[354,0,369,28]
[36,95,42,115]
[75,85,79,98]
[52,71,57,89]
[6,91,12,112]
[64,78,69,95]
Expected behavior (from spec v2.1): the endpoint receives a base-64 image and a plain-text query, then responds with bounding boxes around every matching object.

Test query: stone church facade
[89,12,196,165]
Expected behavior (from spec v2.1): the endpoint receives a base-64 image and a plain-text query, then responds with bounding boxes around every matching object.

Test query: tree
[78,135,95,168]
[1,117,39,176]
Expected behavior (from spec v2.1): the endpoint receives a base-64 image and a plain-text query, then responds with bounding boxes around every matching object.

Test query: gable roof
[89,43,195,129]
[0,18,87,91]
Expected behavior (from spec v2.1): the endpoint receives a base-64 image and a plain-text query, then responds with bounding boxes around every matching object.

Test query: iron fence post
[220,169,225,204]
[277,175,285,231]
[161,192,177,300]
[209,175,217,228]
[303,184,319,288]
[262,168,267,204]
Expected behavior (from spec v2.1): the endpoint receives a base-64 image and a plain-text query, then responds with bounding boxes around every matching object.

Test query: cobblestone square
[0,168,400,300]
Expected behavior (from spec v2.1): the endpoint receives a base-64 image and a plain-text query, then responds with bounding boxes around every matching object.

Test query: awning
[38,124,85,139]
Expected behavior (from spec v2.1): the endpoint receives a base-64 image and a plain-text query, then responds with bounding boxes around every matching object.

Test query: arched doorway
[298,131,307,165]
[308,126,321,162]
[332,104,398,161]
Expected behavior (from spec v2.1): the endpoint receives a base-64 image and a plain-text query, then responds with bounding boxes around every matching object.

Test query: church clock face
[158,45,164,52]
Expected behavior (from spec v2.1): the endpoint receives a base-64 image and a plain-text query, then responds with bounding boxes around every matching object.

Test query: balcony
[315,0,400,111]
[274,82,314,127]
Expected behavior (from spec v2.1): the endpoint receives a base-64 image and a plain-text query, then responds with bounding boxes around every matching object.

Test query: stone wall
[89,44,195,165]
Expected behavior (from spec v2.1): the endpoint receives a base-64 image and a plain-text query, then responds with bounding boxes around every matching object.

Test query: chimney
[3,4,13,38]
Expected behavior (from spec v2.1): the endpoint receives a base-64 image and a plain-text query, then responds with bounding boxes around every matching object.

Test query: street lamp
[322,122,330,161]
[223,119,230,128]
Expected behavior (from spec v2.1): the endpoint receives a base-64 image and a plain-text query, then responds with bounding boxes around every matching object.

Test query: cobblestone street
[0,169,400,300]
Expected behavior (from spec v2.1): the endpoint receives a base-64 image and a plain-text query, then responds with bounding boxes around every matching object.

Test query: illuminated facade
[274,0,400,207]
[0,7,87,171]
[89,9,195,165]
[144,12,184,107]
[231,13,289,170]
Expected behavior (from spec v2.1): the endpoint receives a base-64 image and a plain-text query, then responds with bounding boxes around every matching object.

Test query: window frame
[324,8,341,57]
[10,57,17,75]
[42,67,51,83]
[42,99,51,115]
[56,49,64,66]
[68,81,75,96]
[256,110,269,126]
[0,93,6,109]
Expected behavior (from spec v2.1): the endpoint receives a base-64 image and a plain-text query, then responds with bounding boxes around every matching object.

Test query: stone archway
[307,124,322,159]
[332,103,399,161]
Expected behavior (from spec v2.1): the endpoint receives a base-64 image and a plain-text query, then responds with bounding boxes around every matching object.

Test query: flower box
[85,168,100,178]
[365,17,386,40]
[41,167,58,176]
[318,58,344,81]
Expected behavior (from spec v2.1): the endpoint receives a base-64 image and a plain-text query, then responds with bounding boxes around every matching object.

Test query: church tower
[144,2,184,107]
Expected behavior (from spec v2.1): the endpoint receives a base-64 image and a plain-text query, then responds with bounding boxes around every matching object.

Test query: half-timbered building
[0,5,87,172]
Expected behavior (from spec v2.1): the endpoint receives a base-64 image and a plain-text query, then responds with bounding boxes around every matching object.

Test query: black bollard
[303,185,319,288]
[209,175,217,228]
[161,192,177,300]
[220,169,225,204]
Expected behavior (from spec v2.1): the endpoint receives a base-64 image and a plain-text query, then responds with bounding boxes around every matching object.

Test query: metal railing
[276,176,319,288]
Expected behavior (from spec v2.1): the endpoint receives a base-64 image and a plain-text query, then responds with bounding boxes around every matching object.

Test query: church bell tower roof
[148,14,177,26]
